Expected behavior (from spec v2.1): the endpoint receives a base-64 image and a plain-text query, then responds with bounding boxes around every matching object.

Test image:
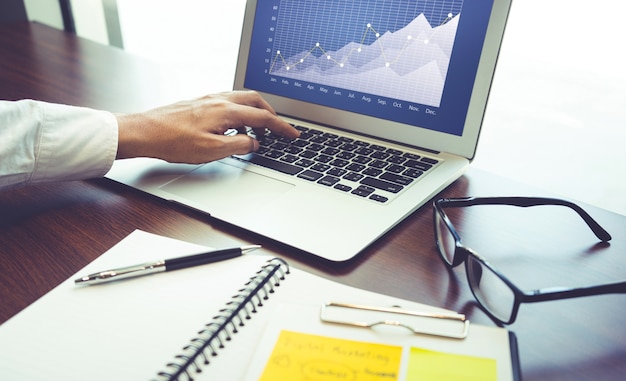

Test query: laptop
[107,0,511,261]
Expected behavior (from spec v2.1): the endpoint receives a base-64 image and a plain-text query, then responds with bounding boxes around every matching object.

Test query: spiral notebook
[0,230,520,380]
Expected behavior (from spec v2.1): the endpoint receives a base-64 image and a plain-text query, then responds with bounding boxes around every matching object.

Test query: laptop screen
[243,0,495,137]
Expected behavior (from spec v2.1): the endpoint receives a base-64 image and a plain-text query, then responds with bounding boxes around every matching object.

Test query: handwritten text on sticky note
[259,330,403,381]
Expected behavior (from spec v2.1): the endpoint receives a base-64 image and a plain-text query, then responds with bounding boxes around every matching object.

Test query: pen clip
[74,260,166,285]
[320,301,470,339]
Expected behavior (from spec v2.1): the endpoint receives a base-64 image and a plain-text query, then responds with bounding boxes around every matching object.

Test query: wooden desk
[1,22,625,381]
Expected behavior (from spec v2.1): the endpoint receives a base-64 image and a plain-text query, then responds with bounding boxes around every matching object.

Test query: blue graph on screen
[267,0,464,108]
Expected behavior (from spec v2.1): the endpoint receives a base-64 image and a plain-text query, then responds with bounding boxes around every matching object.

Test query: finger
[229,103,299,139]
[227,134,259,155]
[200,134,259,161]
[225,90,278,115]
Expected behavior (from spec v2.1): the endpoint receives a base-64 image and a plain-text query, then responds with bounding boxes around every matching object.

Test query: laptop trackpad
[159,161,294,214]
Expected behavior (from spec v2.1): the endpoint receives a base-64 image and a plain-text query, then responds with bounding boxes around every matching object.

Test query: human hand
[115,90,299,163]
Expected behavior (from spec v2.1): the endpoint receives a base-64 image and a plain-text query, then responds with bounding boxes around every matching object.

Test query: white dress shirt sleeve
[0,100,118,190]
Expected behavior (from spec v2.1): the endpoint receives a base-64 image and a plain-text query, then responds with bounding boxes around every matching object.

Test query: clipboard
[243,302,521,381]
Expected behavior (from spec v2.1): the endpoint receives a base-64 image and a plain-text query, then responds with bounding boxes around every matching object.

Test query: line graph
[270,14,455,74]
[266,0,464,107]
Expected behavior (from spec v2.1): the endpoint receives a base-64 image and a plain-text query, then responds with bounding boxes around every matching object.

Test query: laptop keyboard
[233,125,439,203]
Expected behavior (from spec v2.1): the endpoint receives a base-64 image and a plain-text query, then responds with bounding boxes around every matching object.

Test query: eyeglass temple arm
[522,280,626,303]
[440,197,612,242]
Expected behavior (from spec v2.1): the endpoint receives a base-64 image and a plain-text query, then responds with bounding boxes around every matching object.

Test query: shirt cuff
[32,102,119,184]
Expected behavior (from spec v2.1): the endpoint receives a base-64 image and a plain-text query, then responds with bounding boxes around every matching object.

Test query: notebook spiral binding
[153,258,290,381]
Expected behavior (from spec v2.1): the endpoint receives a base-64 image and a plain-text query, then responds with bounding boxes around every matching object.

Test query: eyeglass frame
[432,196,625,325]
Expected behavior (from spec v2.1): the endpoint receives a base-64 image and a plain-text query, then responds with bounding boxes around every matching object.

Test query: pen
[74,245,261,286]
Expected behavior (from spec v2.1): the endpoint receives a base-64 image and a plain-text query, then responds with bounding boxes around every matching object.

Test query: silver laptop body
[107,0,512,261]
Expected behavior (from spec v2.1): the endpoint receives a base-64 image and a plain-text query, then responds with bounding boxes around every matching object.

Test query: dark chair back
[0,0,75,34]
[0,0,28,24]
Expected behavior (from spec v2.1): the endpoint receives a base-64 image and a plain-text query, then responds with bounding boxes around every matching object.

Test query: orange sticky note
[406,347,497,381]
[259,330,403,381]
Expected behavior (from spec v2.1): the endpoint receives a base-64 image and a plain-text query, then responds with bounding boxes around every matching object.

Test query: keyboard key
[380,172,414,186]
[294,125,308,132]
[345,163,366,172]
[310,136,328,144]
[370,194,389,203]
[321,147,340,156]
[306,143,324,152]
[328,167,348,177]
[344,172,364,182]
[334,184,352,192]
[307,143,325,151]
[352,185,375,197]
[325,139,342,148]
[329,158,349,167]
[256,146,270,155]
[405,160,432,171]
[298,170,324,182]
[421,157,439,165]
[298,131,314,140]
[284,146,302,155]
[352,155,372,164]
[371,151,390,160]
[295,158,315,167]
[280,154,299,163]
[291,139,310,148]
[265,150,284,159]
[339,143,358,151]
[244,154,303,175]
[354,147,374,156]
[386,164,405,174]
[315,154,334,163]
[299,150,317,159]
[318,175,340,186]
[387,155,406,164]
[270,142,288,151]
[362,167,383,177]
[361,176,404,193]
[369,160,388,169]
[403,168,424,178]
[337,151,356,160]
[403,152,421,160]
[311,163,331,172]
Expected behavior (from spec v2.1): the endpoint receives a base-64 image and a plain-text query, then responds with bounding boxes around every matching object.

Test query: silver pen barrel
[74,260,166,285]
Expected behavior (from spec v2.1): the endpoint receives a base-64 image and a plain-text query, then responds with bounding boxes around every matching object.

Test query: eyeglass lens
[434,211,456,265]
[466,256,516,323]
[435,209,517,323]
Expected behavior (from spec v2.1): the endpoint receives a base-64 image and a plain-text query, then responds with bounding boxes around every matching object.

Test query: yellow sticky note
[406,347,497,381]
[259,330,403,381]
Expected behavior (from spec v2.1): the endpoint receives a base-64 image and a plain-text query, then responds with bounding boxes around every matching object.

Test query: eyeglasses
[433,196,625,325]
